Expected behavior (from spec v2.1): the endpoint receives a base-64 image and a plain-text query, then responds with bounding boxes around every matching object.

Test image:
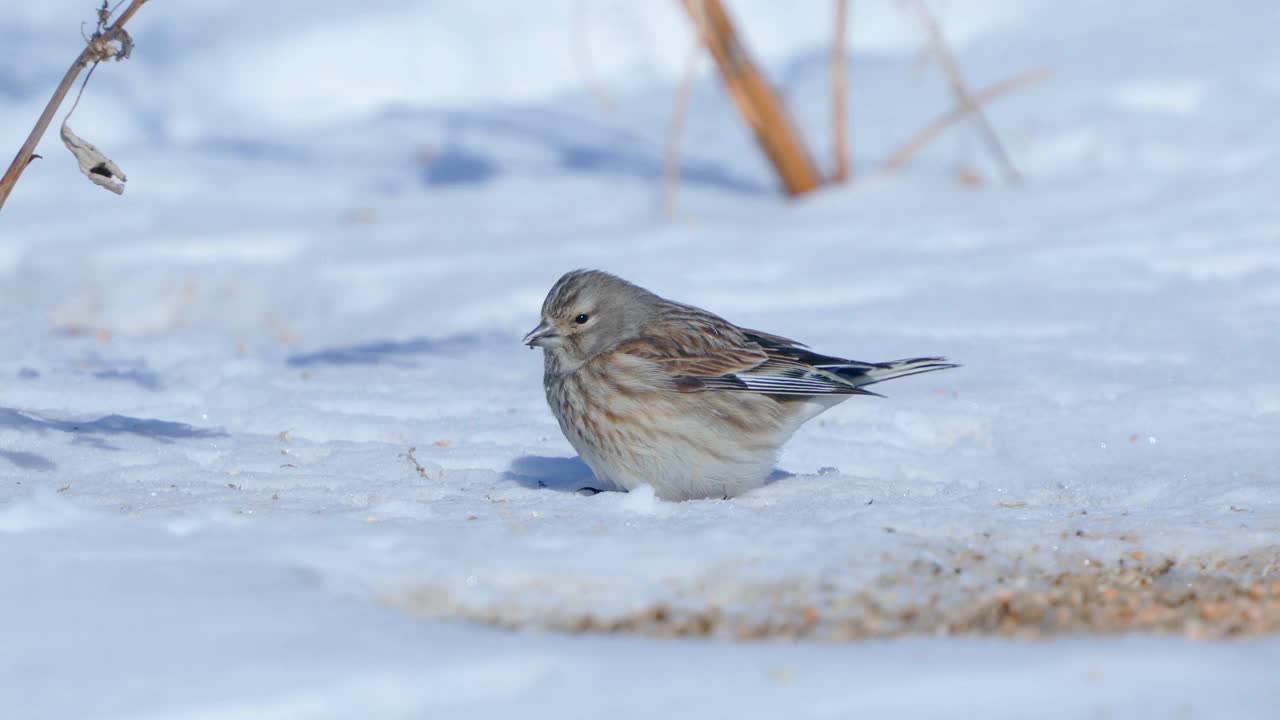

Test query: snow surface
[2,0,1279,717]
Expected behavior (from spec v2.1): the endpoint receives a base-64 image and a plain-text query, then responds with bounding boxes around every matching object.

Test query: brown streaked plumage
[524,269,957,500]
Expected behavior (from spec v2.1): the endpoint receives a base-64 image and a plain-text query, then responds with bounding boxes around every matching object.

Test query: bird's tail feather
[821,357,958,388]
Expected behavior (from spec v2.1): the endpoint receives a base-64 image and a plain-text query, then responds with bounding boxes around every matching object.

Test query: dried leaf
[61,122,126,195]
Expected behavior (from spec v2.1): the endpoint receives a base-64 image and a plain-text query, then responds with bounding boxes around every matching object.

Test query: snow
[2,0,1279,717]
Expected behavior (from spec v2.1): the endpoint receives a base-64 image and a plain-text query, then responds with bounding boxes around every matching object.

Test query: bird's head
[524,269,654,369]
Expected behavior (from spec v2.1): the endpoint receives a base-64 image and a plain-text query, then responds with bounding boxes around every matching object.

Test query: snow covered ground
[2,1,1279,717]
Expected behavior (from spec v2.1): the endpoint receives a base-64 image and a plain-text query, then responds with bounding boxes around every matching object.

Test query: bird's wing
[738,327,808,348]
[744,331,957,389]
[614,317,878,396]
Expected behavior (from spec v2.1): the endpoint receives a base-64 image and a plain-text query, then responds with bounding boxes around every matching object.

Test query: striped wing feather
[617,319,909,396]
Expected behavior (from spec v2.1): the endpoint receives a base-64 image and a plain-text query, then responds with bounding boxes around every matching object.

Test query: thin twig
[830,0,851,183]
[573,0,615,114]
[903,0,1021,183]
[663,42,701,218]
[878,67,1051,175]
[65,61,102,122]
[0,0,149,212]
[401,447,431,480]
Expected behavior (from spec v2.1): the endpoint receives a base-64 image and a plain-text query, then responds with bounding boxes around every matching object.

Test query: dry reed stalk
[663,43,702,218]
[902,0,1021,183]
[878,67,1051,175]
[679,0,822,196]
[573,0,615,114]
[831,0,851,182]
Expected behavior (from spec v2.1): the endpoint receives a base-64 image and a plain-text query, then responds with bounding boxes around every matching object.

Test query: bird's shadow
[502,454,794,495]
[502,455,606,493]
[765,468,795,485]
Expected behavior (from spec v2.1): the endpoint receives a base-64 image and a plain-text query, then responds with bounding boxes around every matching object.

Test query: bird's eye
[574,313,590,324]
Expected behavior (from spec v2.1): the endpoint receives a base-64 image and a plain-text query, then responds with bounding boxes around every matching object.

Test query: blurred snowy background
[2,1,1279,718]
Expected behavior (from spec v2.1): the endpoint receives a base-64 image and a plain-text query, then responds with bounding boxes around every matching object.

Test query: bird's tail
[821,357,958,395]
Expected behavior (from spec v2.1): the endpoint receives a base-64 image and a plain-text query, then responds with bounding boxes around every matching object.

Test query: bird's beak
[523,320,561,349]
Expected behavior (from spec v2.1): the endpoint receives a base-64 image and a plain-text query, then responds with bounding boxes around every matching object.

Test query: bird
[523,270,957,501]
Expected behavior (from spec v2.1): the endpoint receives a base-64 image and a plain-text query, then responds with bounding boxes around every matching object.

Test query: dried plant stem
[679,0,822,197]
[573,0,615,114]
[0,0,149,212]
[663,42,702,218]
[879,67,1051,175]
[830,0,851,183]
[903,0,1020,183]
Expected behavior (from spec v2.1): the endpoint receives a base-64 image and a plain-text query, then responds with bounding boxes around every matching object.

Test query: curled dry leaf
[61,122,126,195]
[88,28,134,63]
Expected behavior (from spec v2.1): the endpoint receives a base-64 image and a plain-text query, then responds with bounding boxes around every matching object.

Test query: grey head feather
[541,269,661,365]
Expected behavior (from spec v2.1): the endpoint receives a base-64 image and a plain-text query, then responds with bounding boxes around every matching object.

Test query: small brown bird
[524,270,956,500]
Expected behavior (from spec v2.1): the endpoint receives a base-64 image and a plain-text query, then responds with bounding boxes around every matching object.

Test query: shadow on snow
[414,109,767,193]
[502,454,795,495]
[285,333,487,368]
[0,449,57,471]
[0,407,227,456]
[502,455,606,494]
